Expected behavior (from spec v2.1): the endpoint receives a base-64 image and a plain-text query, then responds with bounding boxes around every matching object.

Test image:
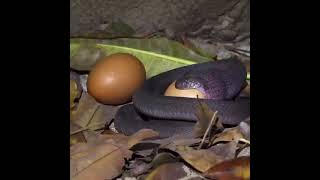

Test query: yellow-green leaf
[70,38,213,78]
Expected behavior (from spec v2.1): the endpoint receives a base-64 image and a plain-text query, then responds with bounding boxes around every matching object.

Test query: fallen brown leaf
[142,135,201,149]
[70,92,100,127]
[174,146,223,172]
[238,120,250,140]
[237,147,250,157]
[210,141,238,160]
[145,163,188,180]
[194,101,223,138]
[71,143,132,180]
[71,92,119,131]
[70,132,86,146]
[203,156,250,180]
[151,152,178,168]
[70,129,158,180]
[211,127,245,145]
[128,159,153,177]
[128,129,159,149]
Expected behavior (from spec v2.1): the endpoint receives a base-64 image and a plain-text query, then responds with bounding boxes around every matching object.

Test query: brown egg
[164,81,205,99]
[87,53,146,105]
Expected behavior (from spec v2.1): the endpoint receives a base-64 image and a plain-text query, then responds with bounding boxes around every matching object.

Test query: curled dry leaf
[238,120,250,140]
[88,104,120,130]
[211,127,245,145]
[71,92,117,131]
[128,129,160,149]
[203,156,250,180]
[174,146,223,172]
[193,101,223,138]
[70,92,99,127]
[210,141,238,160]
[124,152,178,177]
[151,152,178,168]
[145,163,188,180]
[237,147,250,157]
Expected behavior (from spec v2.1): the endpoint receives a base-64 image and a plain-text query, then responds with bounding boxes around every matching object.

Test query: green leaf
[70,38,213,78]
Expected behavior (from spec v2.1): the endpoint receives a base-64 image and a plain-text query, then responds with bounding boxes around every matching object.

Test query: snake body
[114,58,250,137]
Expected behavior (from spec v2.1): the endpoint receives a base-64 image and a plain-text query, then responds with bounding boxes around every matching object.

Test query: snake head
[175,71,229,100]
[175,74,207,95]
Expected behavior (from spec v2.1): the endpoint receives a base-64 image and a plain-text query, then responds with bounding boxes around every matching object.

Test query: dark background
[70,0,249,41]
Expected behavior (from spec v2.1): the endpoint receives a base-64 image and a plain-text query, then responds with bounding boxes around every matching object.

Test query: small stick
[198,111,218,150]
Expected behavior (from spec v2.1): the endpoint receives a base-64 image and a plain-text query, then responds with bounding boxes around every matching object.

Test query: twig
[198,111,218,150]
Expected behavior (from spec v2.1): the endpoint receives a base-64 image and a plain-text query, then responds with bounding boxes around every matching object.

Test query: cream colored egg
[164,81,205,99]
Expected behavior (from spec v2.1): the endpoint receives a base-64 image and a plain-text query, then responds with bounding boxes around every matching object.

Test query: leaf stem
[198,111,218,150]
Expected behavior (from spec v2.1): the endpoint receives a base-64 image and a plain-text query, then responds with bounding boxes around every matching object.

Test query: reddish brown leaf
[71,143,132,180]
[128,129,159,148]
[193,101,223,138]
[145,163,187,180]
[174,146,223,172]
[203,156,250,180]
[211,127,245,145]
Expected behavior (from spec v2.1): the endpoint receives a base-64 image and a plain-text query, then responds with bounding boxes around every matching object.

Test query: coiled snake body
[114,58,250,137]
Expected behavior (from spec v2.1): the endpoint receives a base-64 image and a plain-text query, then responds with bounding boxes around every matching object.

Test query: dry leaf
[70,122,82,133]
[212,127,245,145]
[174,146,223,172]
[87,104,120,130]
[151,152,178,168]
[203,156,250,180]
[145,163,188,180]
[128,159,153,177]
[142,135,201,149]
[70,92,100,126]
[92,129,160,150]
[237,147,250,157]
[210,141,238,160]
[71,143,132,180]
[238,120,250,140]
[70,132,134,180]
[71,92,118,131]
[128,129,159,149]
[193,101,223,138]
[70,79,81,109]
[70,132,86,146]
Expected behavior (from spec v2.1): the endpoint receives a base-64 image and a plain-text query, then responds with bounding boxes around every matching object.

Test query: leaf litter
[70,37,250,180]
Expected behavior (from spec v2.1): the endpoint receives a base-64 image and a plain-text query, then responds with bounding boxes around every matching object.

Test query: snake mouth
[174,75,208,96]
